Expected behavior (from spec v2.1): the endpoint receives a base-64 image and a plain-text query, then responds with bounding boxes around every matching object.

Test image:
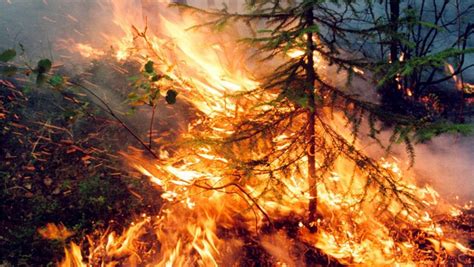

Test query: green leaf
[126,107,137,115]
[0,49,16,62]
[127,75,140,82]
[49,75,64,87]
[23,86,32,94]
[127,92,140,101]
[414,121,473,143]
[165,89,178,104]
[140,81,151,91]
[280,87,310,110]
[417,20,442,30]
[377,47,474,86]
[144,60,154,74]
[37,59,52,74]
[298,25,320,36]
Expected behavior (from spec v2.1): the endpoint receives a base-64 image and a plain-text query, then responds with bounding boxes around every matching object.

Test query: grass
[0,73,160,265]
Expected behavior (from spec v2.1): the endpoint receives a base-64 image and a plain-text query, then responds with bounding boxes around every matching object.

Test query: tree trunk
[380,0,406,114]
[389,0,400,64]
[304,6,318,231]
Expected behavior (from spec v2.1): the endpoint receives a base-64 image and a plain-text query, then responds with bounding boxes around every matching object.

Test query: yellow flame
[38,223,74,240]
[55,2,472,266]
[59,243,85,267]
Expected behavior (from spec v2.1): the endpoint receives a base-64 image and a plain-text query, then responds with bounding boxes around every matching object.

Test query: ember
[1,0,473,266]
[54,1,473,266]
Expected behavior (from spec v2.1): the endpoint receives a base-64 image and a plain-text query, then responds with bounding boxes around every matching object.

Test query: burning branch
[3,0,468,265]
[68,80,160,159]
[193,181,274,228]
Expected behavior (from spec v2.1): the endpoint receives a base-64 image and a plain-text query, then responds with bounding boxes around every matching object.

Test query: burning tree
[364,0,474,120]
[6,0,472,265]
[180,0,454,228]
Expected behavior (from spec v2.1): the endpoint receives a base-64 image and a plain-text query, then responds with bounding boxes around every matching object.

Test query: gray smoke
[1,0,472,202]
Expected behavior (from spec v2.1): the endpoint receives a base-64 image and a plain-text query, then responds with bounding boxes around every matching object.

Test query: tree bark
[389,0,400,64]
[380,0,406,114]
[304,6,318,231]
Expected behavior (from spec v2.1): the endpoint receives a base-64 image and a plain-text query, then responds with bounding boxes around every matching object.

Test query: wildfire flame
[38,223,74,240]
[50,2,472,266]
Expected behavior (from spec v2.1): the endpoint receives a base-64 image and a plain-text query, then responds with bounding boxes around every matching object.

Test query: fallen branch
[193,181,274,228]
[68,80,159,159]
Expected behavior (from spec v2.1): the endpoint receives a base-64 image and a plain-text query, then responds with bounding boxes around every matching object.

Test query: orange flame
[53,2,472,266]
[38,223,74,240]
[59,242,85,267]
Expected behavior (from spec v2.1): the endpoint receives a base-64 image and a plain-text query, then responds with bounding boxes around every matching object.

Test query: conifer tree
[179,0,472,228]
[358,0,473,119]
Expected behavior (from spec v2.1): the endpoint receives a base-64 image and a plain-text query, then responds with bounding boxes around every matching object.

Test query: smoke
[410,135,474,202]
[360,128,474,204]
[0,1,107,59]
[1,0,472,201]
[0,0,192,146]
[260,232,302,267]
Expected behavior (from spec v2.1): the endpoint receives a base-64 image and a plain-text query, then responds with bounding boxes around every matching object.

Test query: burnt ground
[0,55,472,266]
[0,61,163,266]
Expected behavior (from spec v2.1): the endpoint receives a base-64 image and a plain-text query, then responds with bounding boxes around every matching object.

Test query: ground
[0,60,161,266]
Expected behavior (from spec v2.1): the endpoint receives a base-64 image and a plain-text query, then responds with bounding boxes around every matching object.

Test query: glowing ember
[50,2,473,266]
[38,223,74,240]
